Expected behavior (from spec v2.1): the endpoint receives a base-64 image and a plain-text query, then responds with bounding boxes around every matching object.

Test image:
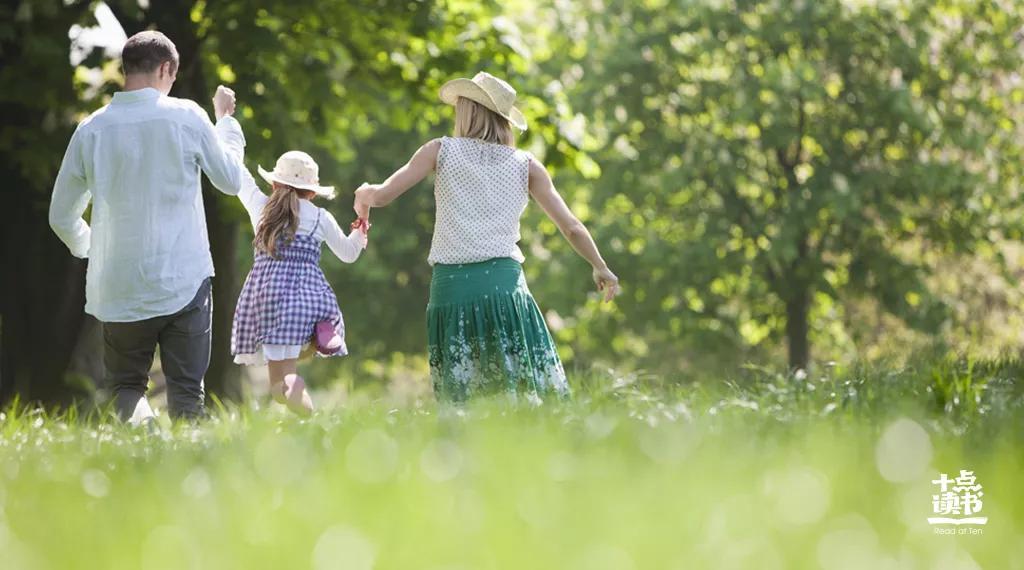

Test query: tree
[0,0,98,406]
[556,0,1024,370]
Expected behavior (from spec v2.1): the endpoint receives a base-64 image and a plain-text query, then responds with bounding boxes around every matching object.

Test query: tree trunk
[785,288,810,371]
[66,315,105,404]
[0,3,97,408]
[204,196,243,403]
[0,203,91,407]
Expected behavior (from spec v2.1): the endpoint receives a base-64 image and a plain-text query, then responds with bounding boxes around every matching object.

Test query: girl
[232,150,368,415]
[354,71,619,403]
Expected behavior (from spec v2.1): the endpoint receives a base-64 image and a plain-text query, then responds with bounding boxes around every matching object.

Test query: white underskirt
[234,343,307,366]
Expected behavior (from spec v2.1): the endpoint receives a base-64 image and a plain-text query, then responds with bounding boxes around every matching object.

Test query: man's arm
[49,126,92,259]
[195,85,246,196]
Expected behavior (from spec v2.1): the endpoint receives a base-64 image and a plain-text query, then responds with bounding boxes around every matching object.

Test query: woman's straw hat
[257,151,335,198]
[439,72,527,131]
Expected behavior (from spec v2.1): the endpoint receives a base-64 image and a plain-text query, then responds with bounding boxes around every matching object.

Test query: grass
[1,356,1023,569]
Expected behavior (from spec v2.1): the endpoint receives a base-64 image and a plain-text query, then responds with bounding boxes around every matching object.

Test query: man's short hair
[121,31,179,75]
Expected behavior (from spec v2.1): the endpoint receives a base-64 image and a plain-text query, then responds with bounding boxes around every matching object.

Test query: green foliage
[547,0,1024,370]
[0,0,95,197]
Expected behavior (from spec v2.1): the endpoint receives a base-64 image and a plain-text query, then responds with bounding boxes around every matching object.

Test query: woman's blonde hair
[454,97,514,146]
[254,183,315,258]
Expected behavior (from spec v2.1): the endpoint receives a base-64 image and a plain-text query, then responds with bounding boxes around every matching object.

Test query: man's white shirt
[49,87,247,322]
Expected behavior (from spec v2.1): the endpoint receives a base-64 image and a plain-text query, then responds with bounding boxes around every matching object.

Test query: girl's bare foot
[283,374,315,416]
[270,381,288,405]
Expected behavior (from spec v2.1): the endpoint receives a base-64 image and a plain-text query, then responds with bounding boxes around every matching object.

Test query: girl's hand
[350,218,370,249]
[299,343,317,360]
[592,265,620,302]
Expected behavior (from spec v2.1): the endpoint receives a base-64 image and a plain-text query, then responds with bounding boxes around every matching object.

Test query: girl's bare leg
[284,375,315,416]
[267,359,295,404]
[267,358,314,415]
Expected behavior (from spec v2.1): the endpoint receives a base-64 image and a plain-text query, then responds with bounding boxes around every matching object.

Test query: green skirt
[427,258,570,403]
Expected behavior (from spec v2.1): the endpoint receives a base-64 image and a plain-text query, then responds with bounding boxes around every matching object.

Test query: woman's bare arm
[354,139,441,218]
[528,158,619,301]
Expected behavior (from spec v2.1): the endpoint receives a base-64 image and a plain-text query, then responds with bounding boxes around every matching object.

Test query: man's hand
[213,85,236,120]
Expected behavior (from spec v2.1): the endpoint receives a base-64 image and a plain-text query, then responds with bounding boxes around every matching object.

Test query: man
[49,30,247,421]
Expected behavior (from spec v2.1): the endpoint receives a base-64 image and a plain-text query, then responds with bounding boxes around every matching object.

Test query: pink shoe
[315,320,343,355]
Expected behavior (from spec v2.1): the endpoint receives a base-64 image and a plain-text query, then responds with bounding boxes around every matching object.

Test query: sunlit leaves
[549,0,1024,370]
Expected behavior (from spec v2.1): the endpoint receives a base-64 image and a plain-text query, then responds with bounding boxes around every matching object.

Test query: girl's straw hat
[439,72,527,131]
[258,151,335,198]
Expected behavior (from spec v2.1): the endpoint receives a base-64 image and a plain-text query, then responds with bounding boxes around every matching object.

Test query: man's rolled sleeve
[215,115,246,158]
[196,109,247,196]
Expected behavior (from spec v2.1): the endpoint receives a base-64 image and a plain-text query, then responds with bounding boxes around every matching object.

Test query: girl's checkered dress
[231,213,346,362]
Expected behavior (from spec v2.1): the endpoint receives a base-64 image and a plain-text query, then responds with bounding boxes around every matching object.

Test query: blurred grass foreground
[1,356,1022,569]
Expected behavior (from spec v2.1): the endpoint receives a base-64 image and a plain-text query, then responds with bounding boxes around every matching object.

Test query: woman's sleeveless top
[427,136,531,265]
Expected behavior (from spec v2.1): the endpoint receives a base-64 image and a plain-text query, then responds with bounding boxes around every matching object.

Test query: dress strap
[311,208,322,236]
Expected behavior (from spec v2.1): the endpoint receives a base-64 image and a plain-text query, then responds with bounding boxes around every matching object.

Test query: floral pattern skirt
[427,257,570,403]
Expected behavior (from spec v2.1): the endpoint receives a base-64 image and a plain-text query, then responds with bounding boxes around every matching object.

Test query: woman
[354,72,618,403]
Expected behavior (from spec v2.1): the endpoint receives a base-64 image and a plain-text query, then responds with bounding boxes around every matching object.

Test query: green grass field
[1,357,1022,569]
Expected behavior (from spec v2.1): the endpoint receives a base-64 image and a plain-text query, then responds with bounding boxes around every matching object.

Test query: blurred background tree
[0,0,97,406]
[544,0,1024,371]
[1,0,1023,407]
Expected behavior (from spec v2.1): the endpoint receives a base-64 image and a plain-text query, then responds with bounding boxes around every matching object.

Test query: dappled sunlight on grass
[1,358,1022,568]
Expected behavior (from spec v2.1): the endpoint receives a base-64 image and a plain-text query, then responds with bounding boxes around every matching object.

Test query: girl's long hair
[454,97,514,146]
[255,183,306,258]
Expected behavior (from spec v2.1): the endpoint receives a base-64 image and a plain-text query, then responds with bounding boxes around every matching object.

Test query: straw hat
[257,151,335,198]
[439,72,527,131]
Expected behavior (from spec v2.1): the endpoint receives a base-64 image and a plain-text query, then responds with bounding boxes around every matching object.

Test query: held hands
[593,265,620,303]
[351,183,375,249]
[353,182,376,220]
[212,85,236,121]
[350,218,371,249]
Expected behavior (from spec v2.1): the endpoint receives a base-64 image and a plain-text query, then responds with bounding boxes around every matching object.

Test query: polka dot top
[428,136,532,266]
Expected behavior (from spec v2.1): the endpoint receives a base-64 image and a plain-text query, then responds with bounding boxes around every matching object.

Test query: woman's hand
[593,265,620,302]
[353,183,376,219]
[527,158,618,304]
